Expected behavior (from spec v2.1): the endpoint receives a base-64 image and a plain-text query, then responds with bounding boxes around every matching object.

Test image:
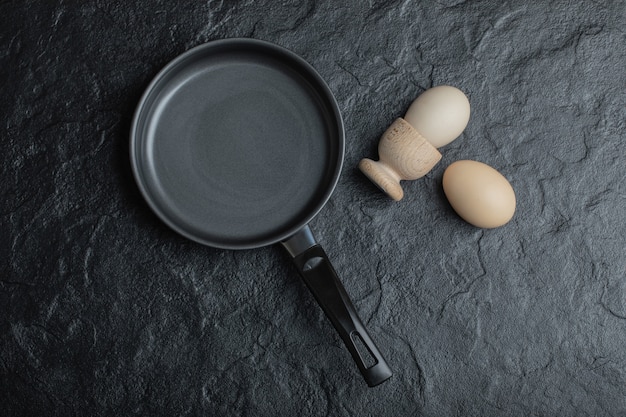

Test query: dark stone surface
[2,1,625,415]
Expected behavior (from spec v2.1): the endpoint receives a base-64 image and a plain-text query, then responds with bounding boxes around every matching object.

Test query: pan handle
[282,226,392,387]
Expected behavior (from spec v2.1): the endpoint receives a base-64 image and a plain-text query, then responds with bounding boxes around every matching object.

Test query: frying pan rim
[129,38,345,250]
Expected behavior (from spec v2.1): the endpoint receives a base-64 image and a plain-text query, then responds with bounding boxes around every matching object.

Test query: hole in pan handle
[282,226,393,387]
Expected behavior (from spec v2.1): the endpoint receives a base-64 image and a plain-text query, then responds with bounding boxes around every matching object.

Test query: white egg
[404,85,471,148]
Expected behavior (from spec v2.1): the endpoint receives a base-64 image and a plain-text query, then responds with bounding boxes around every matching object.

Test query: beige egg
[442,160,516,228]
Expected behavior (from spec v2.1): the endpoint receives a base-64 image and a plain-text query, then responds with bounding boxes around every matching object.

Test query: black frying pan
[130,38,392,387]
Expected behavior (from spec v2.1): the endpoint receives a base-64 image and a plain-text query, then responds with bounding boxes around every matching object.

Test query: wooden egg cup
[358,118,441,201]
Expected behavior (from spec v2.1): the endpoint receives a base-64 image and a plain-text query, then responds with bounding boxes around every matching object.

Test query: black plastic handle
[291,244,392,387]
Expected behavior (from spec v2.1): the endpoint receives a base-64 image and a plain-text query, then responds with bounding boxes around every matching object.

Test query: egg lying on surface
[442,160,516,228]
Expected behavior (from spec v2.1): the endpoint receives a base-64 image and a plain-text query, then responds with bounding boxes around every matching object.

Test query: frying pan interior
[131,39,343,249]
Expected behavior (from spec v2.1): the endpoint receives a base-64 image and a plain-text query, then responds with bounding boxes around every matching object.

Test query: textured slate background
[2,1,625,415]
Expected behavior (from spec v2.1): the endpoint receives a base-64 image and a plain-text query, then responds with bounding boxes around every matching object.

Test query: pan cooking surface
[131,40,343,248]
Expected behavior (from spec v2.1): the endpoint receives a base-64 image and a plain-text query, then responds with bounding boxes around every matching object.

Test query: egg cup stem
[359,158,404,201]
[359,118,442,201]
